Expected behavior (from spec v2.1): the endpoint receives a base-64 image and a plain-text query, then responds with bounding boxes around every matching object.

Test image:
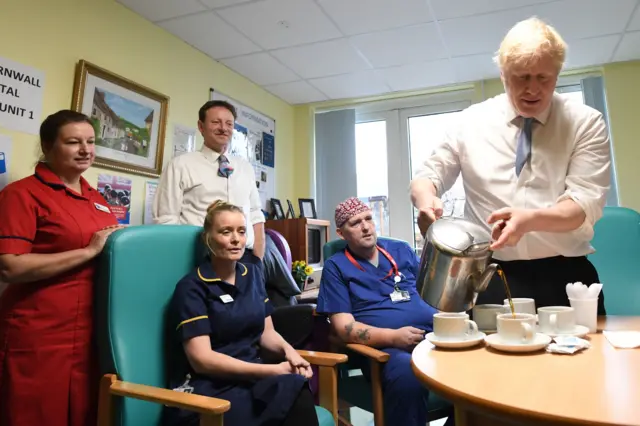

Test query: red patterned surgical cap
[335,197,371,228]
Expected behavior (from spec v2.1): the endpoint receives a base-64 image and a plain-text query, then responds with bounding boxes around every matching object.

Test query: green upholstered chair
[94,224,345,426]
[321,237,452,426]
[588,206,640,315]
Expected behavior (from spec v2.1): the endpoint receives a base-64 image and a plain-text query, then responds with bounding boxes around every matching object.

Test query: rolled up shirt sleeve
[153,160,183,225]
[556,111,611,242]
[248,165,265,226]
[411,117,463,197]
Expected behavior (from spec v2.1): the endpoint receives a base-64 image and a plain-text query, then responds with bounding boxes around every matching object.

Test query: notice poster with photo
[143,180,158,224]
[210,89,276,210]
[97,173,132,225]
[172,124,196,158]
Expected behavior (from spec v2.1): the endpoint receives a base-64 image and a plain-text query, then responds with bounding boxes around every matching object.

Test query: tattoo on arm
[345,321,355,338]
[344,321,371,343]
[355,327,371,342]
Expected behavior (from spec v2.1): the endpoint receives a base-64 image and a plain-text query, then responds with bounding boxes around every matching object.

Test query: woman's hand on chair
[273,349,312,379]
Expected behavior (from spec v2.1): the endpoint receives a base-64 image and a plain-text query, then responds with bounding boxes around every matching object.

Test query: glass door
[399,104,468,253]
[355,114,391,236]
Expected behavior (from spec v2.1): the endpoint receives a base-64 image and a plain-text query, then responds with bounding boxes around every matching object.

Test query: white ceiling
[117,0,640,105]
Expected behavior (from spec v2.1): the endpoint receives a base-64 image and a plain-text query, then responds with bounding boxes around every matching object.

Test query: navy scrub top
[317,238,437,332]
[164,260,306,426]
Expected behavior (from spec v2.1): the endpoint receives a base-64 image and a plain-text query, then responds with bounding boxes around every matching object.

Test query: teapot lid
[428,217,492,255]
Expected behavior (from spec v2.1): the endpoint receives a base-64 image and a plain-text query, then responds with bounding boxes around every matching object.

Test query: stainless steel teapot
[416,217,499,312]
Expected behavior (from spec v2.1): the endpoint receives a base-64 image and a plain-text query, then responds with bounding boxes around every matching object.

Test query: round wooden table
[411,316,640,426]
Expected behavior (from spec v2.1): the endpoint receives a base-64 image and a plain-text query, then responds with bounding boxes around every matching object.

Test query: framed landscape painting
[71,60,169,177]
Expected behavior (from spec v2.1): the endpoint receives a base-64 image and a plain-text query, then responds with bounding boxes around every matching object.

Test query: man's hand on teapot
[416,197,443,236]
[487,208,536,250]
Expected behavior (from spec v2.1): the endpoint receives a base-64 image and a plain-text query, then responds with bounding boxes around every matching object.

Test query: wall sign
[0,56,45,134]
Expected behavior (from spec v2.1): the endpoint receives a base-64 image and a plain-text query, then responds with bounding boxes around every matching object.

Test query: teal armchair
[95,225,346,426]
[321,238,452,426]
[588,206,640,315]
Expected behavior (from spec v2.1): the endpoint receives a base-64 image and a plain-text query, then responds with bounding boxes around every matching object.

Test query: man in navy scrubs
[317,197,453,426]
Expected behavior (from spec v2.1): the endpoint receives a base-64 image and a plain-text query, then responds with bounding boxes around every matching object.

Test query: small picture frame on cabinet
[269,198,285,220]
[298,198,317,219]
[286,199,296,219]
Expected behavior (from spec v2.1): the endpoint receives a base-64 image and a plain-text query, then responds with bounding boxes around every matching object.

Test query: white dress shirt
[152,145,265,249]
[414,93,611,261]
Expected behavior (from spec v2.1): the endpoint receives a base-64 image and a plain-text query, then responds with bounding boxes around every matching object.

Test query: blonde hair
[494,17,567,72]
[202,200,244,252]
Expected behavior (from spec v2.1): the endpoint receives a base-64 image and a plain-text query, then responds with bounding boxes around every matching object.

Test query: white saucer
[426,332,486,349]
[541,325,590,338]
[484,333,552,353]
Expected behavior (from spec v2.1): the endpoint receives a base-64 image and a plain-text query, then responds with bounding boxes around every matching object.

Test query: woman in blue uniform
[163,200,319,426]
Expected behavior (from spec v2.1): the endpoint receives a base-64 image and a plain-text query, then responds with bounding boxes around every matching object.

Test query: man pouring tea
[410,17,610,315]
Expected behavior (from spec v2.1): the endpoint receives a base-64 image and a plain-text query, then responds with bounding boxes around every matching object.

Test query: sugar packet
[546,336,591,354]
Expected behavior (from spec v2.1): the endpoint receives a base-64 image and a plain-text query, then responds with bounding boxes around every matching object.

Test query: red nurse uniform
[0,162,118,426]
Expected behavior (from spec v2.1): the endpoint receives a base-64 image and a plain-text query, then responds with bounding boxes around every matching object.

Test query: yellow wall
[0,0,296,224]
[295,61,640,212]
[602,61,640,211]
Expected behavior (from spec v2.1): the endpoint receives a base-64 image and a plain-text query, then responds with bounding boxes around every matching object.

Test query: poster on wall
[97,173,132,225]
[143,180,158,224]
[0,56,45,134]
[172,124,196,158]
[210,89,276,210]
[0,134,12,191]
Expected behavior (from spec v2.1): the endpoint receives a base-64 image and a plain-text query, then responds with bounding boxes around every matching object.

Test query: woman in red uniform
[0,109,122,426]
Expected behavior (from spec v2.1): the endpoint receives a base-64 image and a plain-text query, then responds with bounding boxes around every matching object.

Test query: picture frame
[286,199,296,219]
[270,198,285,220]
[71,60,169,177]
[298,198,317,219]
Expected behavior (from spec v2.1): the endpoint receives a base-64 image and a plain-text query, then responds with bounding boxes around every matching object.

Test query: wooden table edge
[410,356,613,426]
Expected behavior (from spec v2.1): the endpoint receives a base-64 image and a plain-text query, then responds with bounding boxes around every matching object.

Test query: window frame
[354,96,473,245]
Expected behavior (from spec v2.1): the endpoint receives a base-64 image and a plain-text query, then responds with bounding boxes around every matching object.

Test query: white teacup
[472,304,508,331]
[538,306,576,334]
[433,312,478,341]
[496,313,536,344]
[504,298,536,315]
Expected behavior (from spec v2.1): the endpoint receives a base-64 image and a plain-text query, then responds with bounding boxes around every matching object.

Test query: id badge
[390,290,410,303]
[220,294,234,304]
[94,202,111,213]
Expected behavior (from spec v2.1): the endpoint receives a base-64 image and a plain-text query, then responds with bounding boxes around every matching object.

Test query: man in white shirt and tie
[153,100,265,259]
[410,17,611,314]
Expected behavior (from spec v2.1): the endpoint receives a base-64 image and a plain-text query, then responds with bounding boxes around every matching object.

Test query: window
[407,111,465,251]
[355,120,388,198]
[557,84,584,104]
[355,118,390,236]
[315,75,618,253]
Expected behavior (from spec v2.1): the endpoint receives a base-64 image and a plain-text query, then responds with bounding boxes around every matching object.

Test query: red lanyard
[345,245,400,282]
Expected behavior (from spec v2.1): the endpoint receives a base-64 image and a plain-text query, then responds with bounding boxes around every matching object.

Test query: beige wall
[0,0,297,224]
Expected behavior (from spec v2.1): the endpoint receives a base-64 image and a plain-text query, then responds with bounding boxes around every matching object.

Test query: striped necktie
[515,117,534,176]
[218,154,234,178]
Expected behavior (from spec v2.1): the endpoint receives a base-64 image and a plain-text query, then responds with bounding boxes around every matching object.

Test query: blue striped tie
[218,154,234,178]
[515,117,533,176]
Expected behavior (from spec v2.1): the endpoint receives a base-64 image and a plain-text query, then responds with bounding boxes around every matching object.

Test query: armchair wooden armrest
[345,343,390,363]
[294,350,347,425]
[98,374,230,426]
[297,349,348,366]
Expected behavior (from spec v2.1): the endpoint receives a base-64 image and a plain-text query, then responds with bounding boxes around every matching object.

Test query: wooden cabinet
[265,218,330,267]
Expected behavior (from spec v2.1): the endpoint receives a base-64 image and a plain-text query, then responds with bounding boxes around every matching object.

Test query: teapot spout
[474,263,498,292]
